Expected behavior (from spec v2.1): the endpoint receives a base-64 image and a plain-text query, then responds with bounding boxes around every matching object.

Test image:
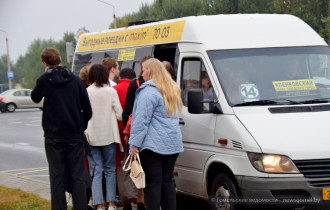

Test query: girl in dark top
[122,56,153,127]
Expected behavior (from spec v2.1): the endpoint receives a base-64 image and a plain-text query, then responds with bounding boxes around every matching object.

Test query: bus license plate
[323,188,330,200]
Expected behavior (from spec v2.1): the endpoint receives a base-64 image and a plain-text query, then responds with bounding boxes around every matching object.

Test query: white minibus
[73,14,330,209]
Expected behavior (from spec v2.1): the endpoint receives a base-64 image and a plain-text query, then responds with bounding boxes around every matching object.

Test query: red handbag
[124,79,140,136]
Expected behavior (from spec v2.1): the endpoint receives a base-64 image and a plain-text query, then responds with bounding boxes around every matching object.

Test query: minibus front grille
[308,179,330,187]
[293,159,330,179]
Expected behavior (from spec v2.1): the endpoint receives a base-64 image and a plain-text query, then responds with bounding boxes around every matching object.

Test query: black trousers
[139,149,179,210]
[45,138,87,210]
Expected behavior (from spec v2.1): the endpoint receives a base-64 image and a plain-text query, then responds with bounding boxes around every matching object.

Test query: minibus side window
[73,51,119,75]
[120,61,134,69]
[181,58,214,107]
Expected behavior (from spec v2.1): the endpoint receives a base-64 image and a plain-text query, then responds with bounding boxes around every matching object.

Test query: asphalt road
[1,109,326,210]
[0,109,211,209]
[0,109,49,182]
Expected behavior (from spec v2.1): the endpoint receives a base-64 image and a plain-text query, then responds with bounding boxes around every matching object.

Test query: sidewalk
[0,171,131,210]
[0,171,51,201]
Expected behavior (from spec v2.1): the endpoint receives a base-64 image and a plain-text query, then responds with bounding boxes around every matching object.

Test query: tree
[12,32,76,89]
[0,54,15,89]
[21,39,56,88]
[13,55,25,84]
[114,0,329,43]
[7,0,330,89]
[0,55,8,84]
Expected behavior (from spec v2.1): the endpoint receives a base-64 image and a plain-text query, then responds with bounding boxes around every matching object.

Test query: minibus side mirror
[187,89,222,114]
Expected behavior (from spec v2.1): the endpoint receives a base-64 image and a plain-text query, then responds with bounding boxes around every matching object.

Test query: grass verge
[0,185,51,210]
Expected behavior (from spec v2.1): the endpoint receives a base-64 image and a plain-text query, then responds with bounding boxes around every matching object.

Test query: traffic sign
[7,71,14,79]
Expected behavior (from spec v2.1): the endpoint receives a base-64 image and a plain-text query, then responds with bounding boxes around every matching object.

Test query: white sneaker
[108,206,116,210]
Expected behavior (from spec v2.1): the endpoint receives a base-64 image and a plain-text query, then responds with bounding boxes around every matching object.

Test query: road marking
[0,142,45,154]
[8,118,21,121]
[29,120,41,123]
[21,175,49,178]
[27,117,41,119]
[15,168,49,175]
[16,143,30,146]
[9,121,23,124]
[1,167,48,173]
[25,124,41,126]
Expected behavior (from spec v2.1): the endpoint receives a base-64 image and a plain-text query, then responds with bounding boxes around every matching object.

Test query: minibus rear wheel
[210,173,241,210]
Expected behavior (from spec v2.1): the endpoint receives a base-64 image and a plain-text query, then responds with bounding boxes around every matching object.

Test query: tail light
[0,97,3,101]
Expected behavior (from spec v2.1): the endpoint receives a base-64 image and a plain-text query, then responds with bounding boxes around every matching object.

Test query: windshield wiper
[300,98,330,104]
[233,99,301,107]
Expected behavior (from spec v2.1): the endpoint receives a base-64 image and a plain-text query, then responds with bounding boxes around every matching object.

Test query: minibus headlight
[247,152,300,173]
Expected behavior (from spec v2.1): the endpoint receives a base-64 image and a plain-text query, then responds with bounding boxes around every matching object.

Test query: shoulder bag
[117,144,138,206]
[123,153,145,189]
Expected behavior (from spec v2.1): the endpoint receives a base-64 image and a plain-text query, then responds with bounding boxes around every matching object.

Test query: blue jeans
[88,143,116,205]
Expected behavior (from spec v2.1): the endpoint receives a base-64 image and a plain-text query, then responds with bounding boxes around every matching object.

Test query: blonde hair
[143,58,182,116]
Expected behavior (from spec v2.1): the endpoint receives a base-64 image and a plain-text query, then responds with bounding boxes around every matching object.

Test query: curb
[0,171,130,209]
[0,171,51,200]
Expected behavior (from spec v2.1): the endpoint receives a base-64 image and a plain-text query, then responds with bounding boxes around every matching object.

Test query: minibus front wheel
[210,173,241,210]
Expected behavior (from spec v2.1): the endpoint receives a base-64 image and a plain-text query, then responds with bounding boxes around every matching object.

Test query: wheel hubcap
[7,104,15,112]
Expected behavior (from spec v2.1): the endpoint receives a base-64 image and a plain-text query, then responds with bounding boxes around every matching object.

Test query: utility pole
[0,29,12,89]
[328,0,330,46]
[96,0,117,29]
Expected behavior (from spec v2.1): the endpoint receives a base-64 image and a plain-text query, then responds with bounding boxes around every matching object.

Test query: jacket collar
[89,83,109,88]
[140,80,157,88]
[116,78,132,85]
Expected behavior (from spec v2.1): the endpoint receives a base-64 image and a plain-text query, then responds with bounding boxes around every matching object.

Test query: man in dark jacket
[31,47,92,210]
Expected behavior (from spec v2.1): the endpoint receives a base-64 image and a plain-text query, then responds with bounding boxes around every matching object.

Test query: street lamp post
[96,0,117,29]
[0,29,12,90]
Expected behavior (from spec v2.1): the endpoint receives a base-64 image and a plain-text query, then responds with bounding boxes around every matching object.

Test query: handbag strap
[122,143,129,163]
[133,153,144,173]
[122,153,144,172]
[122,154,133,171]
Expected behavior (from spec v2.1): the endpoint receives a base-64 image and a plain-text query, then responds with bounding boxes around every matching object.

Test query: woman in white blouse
[85,64,123,210]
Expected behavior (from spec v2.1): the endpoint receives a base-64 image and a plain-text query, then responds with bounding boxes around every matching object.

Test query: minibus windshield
[208,46,330,106]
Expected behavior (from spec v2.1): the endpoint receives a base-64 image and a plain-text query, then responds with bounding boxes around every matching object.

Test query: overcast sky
[0,0,155,63]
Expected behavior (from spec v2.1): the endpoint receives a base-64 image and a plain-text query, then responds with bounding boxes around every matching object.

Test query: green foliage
[0,55,9,84]
[22,39,56,88]
[2,0,329,88]
[9,32,76,89]
[113,0,329,43]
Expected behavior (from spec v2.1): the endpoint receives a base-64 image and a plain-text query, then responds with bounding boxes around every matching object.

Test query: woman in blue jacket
[129,58,183,210]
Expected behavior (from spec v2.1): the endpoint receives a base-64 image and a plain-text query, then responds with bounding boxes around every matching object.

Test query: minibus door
[174,54,216,196]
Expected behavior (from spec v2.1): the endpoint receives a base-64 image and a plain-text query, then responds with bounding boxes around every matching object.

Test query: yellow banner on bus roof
[77,20,186,51]
[273,79,317,91]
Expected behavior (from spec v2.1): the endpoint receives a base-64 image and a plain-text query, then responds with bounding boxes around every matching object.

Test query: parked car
[0,89,43,112]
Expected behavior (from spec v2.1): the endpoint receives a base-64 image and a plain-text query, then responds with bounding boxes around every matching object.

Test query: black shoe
[123,204,132,210]
[137,202,146,210]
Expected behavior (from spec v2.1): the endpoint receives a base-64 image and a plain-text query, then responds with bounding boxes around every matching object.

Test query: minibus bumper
[236,175,330,208]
